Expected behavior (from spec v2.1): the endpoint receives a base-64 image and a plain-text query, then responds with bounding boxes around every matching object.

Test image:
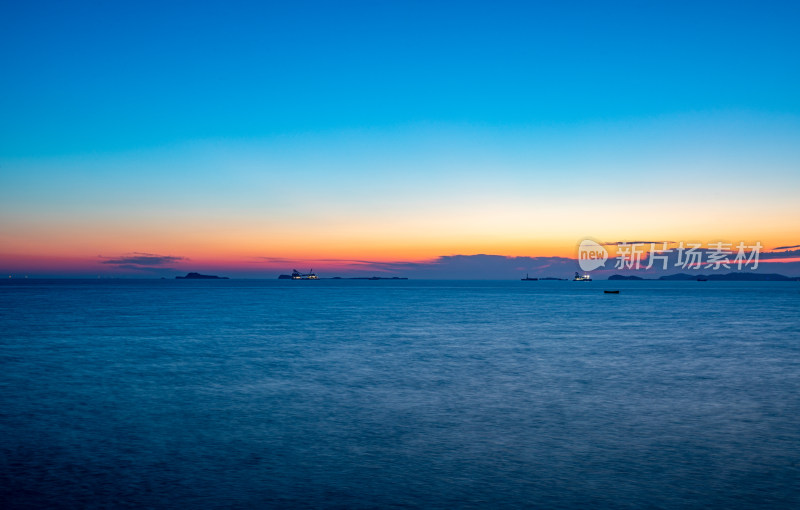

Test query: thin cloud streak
[602,241,675,246]
[256,256,380,265]
[111,264,179,274]
[101,253,186,266]
[352,255,578,279]
[762,249,800,259]
[250,250,800,279]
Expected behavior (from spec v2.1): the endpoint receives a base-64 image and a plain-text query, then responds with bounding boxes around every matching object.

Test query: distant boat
[604,290,620,294]
[574,272,592,281]
[291,269,318,280]
[697,277,708,281]
[521,273,538,281]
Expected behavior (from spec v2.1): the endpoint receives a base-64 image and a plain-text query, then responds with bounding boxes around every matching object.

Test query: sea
[1,279,799,509]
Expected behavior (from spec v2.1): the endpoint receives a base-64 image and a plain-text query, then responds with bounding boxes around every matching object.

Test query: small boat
[604,290,620,294]
[291,269,318,280]
[573,272,592,281]
[521,273,538,281]
[697,277,708,281]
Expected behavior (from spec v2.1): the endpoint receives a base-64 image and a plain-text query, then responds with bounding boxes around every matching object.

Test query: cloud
[360,254,578,279]
[162,248,800,280]
[256,257,301,264]
[109,264,178,274]
[761,249,800,259]
[266,250,800,279]
[256,256,377,265]
[602,240,675,246]
[101,252,186,266]
[252,254,580,279]
[773,244,800,250]
[99,252,187,274]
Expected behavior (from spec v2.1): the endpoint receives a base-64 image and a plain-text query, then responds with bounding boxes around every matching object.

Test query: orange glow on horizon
[2,232,798,277]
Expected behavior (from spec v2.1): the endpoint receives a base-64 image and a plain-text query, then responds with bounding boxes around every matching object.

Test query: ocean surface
[1,279,799,509]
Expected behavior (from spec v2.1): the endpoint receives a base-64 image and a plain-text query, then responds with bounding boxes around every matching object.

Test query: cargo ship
[291,269,318,280]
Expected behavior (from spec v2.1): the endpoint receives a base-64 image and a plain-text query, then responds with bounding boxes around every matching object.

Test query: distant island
[607,272,799,281]
[176,272,229,279]
[608,275,645,280]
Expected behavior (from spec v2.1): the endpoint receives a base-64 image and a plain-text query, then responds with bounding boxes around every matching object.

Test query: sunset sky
[1,1,799,277]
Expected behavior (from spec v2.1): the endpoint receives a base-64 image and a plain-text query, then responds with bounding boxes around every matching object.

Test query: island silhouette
[175,272,229,279]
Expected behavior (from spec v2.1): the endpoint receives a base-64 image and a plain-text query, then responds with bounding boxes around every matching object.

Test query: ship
[291,269,318,280]
[573,272,592,281]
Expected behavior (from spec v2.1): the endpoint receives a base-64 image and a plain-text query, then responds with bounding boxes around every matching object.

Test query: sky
[1,1,799,278]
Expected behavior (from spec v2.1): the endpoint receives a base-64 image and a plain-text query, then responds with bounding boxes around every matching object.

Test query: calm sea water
[1,279,799,509]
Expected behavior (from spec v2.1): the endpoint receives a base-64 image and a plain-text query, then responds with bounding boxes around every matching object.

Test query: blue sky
[1,1,799,277]
[2,1,799,156]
